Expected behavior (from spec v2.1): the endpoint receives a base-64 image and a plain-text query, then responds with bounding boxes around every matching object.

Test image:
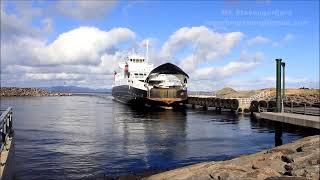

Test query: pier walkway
[258,112,320,129]
[0,107,15,180]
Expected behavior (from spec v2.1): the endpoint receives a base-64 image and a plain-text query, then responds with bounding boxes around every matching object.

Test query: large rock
[0,87,72,96]
[146,135,320,180]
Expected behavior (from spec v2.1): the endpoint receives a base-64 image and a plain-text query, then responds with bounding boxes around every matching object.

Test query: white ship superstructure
[112,53,154,103]
[112,46,189,107]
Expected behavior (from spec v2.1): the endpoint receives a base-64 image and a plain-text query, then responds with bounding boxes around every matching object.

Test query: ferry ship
[112,47,189,107]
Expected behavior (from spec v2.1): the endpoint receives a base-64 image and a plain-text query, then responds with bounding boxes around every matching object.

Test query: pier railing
[251,100,320,116]
[0,107,13,153]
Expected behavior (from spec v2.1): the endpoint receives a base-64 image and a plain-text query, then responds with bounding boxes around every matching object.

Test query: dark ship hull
[112,85,147,104]
[112,85,187,107]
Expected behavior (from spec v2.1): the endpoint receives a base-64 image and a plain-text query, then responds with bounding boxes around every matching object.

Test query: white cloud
[161,26,243,60]
[160,26,244,72]
[25,73,82,81]
[283,33,294,42]
[272,33,294,47]
[1,18,267,90]
[247,36,269,46]
[185,50,264,91]
[2,26,135,66]
[55,0,116,21]
[193,61,259,81]
[211,76,319,91]
[7,1,42,22]
[45,27,135,65]
[0,7,41,41]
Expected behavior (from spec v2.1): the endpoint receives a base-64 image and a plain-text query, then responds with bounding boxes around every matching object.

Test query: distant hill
[44,86,111,93]
[216,87,237,96]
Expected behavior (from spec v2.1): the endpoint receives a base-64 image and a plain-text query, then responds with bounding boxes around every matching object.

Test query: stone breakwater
[0,87,72,96]
[146,135,320,180]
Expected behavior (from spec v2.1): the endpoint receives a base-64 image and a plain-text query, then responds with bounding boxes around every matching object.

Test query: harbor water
[0,94,317,179]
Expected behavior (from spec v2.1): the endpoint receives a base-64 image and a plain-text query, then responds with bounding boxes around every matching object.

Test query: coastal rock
[0,87,72,96]
[146,135,320,180]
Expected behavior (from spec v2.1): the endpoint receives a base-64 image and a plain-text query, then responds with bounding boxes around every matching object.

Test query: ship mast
[146,40,149,63]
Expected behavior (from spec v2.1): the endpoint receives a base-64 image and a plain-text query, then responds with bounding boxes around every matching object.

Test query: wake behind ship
[112,52,189,107]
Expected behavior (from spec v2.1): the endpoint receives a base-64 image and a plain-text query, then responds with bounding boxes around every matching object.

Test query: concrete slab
[259,112,320,129]
[0,136,15,180]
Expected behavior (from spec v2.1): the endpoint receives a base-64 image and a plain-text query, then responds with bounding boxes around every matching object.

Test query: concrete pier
[0,107,15,180]
[259,112,320,129]
[0,137,15,180]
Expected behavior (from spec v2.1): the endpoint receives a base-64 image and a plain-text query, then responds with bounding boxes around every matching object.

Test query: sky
[1,0,319,91]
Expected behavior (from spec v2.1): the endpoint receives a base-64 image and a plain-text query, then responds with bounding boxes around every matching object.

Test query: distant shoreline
[0,87,72,97]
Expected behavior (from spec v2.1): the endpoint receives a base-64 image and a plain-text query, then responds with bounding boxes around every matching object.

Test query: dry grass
[221,88,319,99]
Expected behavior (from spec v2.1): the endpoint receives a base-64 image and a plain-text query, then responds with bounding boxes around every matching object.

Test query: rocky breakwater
[0,87,72,96]
[146,135,320,180]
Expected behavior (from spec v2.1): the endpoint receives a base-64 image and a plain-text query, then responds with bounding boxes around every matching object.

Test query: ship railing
[0,107,13,153]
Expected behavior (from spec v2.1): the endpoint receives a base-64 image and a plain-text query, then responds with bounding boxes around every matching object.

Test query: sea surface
[0,94,317,179]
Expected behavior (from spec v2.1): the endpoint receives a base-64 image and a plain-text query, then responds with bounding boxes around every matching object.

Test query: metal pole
[281,62,286,100]
[281,62,285,113]
[276,59,282,112]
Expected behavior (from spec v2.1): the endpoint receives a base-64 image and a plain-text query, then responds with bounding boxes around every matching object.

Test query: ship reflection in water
[0,94,317,179]
[112,103,188,173]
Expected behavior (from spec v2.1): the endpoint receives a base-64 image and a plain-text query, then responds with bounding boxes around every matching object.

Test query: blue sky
[1,0,319,90]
